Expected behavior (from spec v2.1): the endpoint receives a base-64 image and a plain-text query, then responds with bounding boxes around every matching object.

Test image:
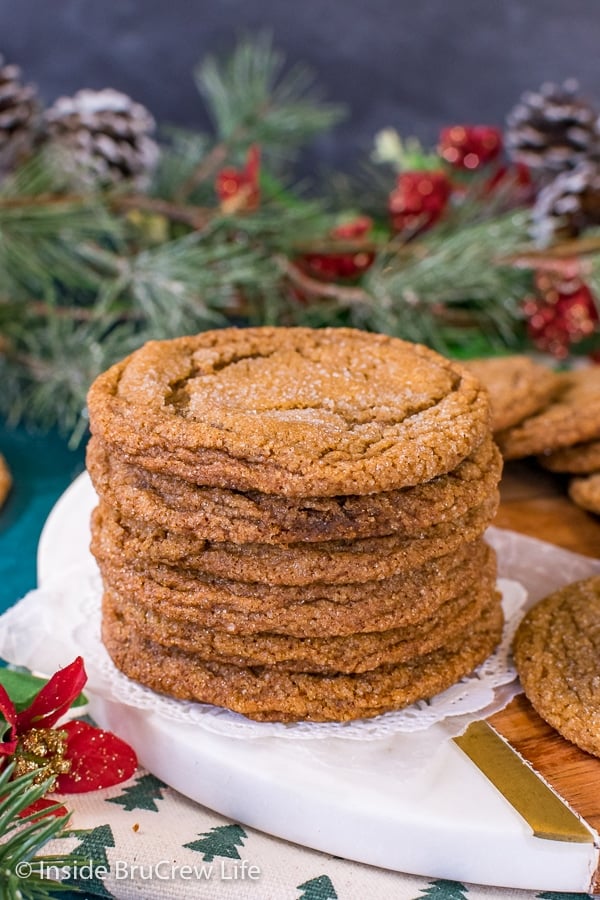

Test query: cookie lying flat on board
[513,576,600,758]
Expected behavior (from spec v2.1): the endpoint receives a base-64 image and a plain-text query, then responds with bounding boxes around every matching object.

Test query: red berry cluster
[523,271,599,358]
[438,125,502,170]
[388,171,452,236]
[215,145,261,212]
[388,125,530,236]
[298,216,376,283]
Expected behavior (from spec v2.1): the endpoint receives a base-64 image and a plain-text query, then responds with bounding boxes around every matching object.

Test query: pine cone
[506,79,599,180]
[531,159,600,245]
[0,55,42,174]
[45,88,159,189]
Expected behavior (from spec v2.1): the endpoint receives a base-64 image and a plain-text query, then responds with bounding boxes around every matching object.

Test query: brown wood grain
[489,694,600,834]
[489,460,600,888]
[496,459,600,558]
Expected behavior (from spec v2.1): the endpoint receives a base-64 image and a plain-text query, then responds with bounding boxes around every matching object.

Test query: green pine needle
[361,211,532,353]
[0,763,86,900]
[195,31,346,161]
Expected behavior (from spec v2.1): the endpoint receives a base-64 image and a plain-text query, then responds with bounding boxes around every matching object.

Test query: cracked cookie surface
[87,327,490,496]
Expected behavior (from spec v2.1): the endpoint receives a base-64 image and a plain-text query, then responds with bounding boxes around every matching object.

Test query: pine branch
[148,127,211,201]
[277,255,371,305]
[110,193,213,230]
[176,32,346,200]
[0,312,139,443]
[360,212,533,353]
[175,140,232,202]
[110,231,277,335]
[0,763,84,900]
[0,189,121,300]
[1,34,584,439]
[197,32,346,147]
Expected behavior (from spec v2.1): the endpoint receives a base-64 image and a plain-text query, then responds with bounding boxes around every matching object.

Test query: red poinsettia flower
[438,125,503,170]
[0,657,137,816]
[216,145,261,213]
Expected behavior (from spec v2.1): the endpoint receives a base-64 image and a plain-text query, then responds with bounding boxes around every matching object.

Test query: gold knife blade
[454,720,594,843]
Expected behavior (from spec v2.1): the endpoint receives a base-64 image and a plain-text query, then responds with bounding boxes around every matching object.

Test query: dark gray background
[3,0,600,169]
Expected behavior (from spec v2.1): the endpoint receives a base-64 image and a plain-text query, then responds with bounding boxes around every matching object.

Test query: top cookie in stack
[87,326,503,722]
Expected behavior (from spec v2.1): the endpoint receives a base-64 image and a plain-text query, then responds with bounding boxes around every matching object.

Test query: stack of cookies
[463,355,564,436]
[86,327,504,723]
[469,359,600,516]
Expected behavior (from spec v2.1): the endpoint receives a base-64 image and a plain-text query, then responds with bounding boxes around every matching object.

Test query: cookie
[496,368,600,460]
[0,454,11,508]
[87,327,490,497]
[463,355,562,433]
[569,472,600,514]
[540,438,600,475]
[513,576,600,757]
[102,568,498,674]
[97,548,495,637]
[96,540,495,638]
[102,596,504,722]
[91,494,498,587]
[87,434,502,543]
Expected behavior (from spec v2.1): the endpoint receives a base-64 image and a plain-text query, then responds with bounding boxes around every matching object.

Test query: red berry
[438,125,503,170]
[388,170,451,236]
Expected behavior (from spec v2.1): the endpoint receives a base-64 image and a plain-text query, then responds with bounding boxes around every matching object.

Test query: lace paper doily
[0,565,525,741]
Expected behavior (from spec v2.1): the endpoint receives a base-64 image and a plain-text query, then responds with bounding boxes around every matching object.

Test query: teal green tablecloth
[0,423,85,613]
[0,423,85,899]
